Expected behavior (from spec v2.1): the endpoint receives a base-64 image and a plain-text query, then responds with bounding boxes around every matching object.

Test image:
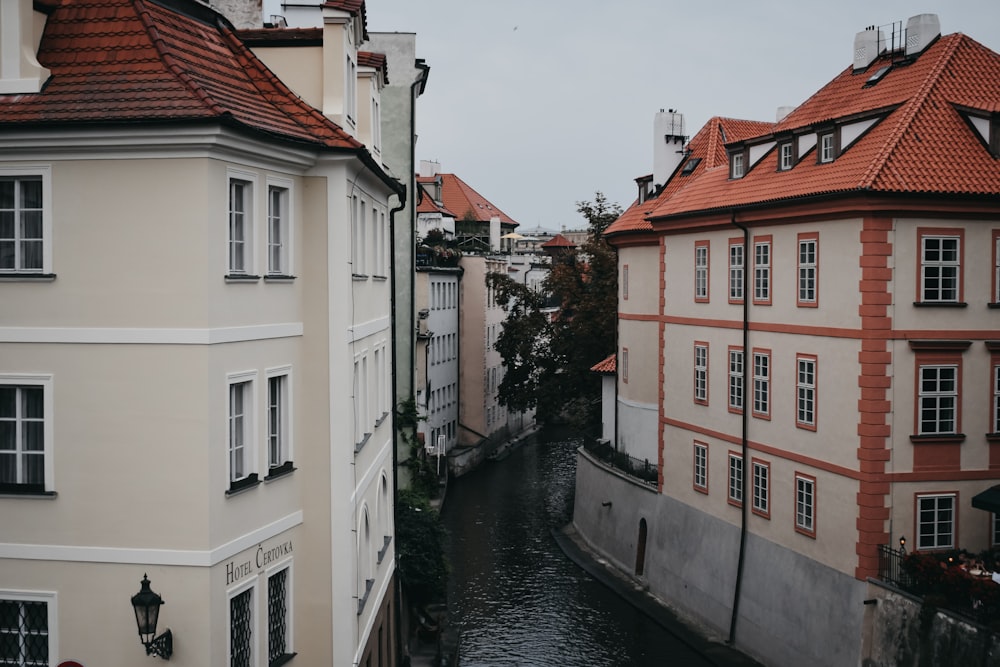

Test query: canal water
[441,429,713,667]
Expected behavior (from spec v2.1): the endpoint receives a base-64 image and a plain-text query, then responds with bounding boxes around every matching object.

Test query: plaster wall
[574,451,867,667]
[251,45,324,115]
[619,243,659,317]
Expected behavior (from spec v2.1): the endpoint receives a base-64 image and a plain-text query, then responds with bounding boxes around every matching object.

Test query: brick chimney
[0,0,50,94]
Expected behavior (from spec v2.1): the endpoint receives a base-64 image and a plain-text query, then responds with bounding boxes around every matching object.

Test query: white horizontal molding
[618,397,657,412]
[0,511,302,567]
[347,316,390,343]
[0,323,303,345]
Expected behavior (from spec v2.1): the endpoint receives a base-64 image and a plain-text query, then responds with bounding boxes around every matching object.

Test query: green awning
[972,485,1000,513]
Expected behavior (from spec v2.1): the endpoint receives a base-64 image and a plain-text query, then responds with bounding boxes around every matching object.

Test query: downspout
[614,245,620,454]
[728,212,750,644]
[388,190,406,666]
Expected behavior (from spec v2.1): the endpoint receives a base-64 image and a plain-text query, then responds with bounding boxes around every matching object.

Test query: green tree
[488,192,621,429]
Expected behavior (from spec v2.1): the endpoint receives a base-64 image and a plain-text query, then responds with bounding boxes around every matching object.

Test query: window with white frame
[917,493,955,550]
[345,55,357,124]
[229,585,254,667]
[728,240,744,303]
[694,343,708,404]
[797,235,817,305]
[728,453,743,506]
[353,354,370,449]
[993,232,1000,303]
[0,171,48,274]
[819,133,835,163]
[228,373,257,492]
[228,177,253,275]
[730,152,744,179]
[728,348,744,413]
[752,350,770,418]
[371,98,381,152]
[267,184,289,276]
[375,209,387,277]
[796,355,817,429]
[920,234,961,303]
[779,142,794,171]
[795,474,815,536]
[753,238,771,304]
[0,591,54,666]
[0,374,53,494]
[694,242,709,301]
[267,369,291,475]
[918,365,957,435]
[752,459,769,517]
[622,264,629,300]
[693,442,708,492]
[267,566,293,666]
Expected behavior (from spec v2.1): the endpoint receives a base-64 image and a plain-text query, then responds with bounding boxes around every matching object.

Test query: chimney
[776,106,795,123]
[653,109,685,190]
[905,14,940,57]
[0,0,50,95]
[853,26,883,71]
[419,160,440,178]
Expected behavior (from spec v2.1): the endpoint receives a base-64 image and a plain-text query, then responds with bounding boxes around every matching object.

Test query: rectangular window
[228,373,257,492]
[797,234,818,306]
[728,239,744,303]
[730,152,744,179]
[693,442,708,492]
[917,493,955,550]
[992,231,1000,304]
[0,375,53,494]
[993,364,1000,435]
[918,365,957,435]
[796,355,817,430]
[267,370,291,473]
[728,453,743,506]
[345,56,357,123]
[919,231,962,303]
[752,459,770,518]
[752,349,770,419]
[229,178,253,275]
[376,210,387,277]
[819,133,835,163]
[622,264,629,300]
[993,513,1000,547]
[694,241,709,302]
[268,567,293,666]
[795,474,816,536]
[693,343,708,405]
[230,586,254,667]
[779,142,794,171]
[0,593,53,666]
[621,347,629,384]
[753,237,771,305]
[728,347,744,414]
[0,176,44,273]
[267,185,289,275]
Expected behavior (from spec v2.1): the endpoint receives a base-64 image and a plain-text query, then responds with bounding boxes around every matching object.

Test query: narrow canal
[441,429,713,667]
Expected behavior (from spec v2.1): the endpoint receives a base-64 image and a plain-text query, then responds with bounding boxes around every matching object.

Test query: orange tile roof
[591,353,616,374]
[649,33,1000,221]
[417,173,518,226]
[323,1,368,40]
[0,0,360,152]
[415,184,455,216]
[358,51,388,83]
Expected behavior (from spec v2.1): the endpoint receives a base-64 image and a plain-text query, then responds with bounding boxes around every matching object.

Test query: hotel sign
[225,539,293,586]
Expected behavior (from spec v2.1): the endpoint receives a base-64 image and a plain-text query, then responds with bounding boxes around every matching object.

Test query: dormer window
[730,153,745,179]
[819,133,835,163]
[778,143,794,171]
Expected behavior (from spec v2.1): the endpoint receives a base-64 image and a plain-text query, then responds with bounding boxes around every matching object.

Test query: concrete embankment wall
[573,448,866,667]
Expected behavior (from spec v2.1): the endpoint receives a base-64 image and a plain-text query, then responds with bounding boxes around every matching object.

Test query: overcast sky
[269,1,1000,231]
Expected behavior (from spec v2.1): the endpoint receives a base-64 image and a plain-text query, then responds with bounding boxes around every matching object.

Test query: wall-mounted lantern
[130,574,173,660]
[898,535,907,555]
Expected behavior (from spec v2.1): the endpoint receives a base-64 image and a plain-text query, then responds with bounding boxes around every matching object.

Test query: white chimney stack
[853,26,883,71]
[653,109,685,191]
[905,14,941,57]
[419,160,441,178]
[0,0,50,94]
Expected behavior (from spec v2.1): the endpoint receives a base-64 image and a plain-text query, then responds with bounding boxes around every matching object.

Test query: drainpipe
[728,212,750,645]
[613,246,620,454]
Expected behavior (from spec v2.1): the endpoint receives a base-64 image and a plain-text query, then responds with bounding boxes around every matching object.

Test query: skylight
[863,65,892,88]
[681,157,702,175]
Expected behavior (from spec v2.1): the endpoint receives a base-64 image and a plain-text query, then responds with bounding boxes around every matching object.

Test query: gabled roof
[590,353,616,374]
[649,33,1000,221]
[416,173,518,226]
[415,184,455,217]
[358,51,388,83]
[0,0,360,152]
[605,117,772,237]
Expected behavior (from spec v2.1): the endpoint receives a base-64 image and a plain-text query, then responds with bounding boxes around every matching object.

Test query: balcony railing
[582,439,658,487]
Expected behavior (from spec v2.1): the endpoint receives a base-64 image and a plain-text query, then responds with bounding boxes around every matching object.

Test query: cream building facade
[0,1,403,665]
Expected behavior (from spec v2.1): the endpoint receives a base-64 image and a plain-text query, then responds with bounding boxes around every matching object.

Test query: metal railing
[582,439,658,487]
[877,543,914,589]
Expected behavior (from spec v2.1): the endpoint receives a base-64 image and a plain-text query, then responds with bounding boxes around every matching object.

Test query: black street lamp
[899,535,907,555]
[131,574,173,660]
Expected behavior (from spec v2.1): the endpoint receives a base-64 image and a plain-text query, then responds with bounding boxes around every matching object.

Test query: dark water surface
[441,430,712,667]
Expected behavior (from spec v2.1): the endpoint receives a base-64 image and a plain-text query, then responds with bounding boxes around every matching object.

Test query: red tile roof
[416,185,456,216]
[358,51,388,83]
[649,33,1000,221]
[416,173,518,226]
[323,1,368,40]
[541,233,575,248]
[0,0,360,152]
[591,353,616,374]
